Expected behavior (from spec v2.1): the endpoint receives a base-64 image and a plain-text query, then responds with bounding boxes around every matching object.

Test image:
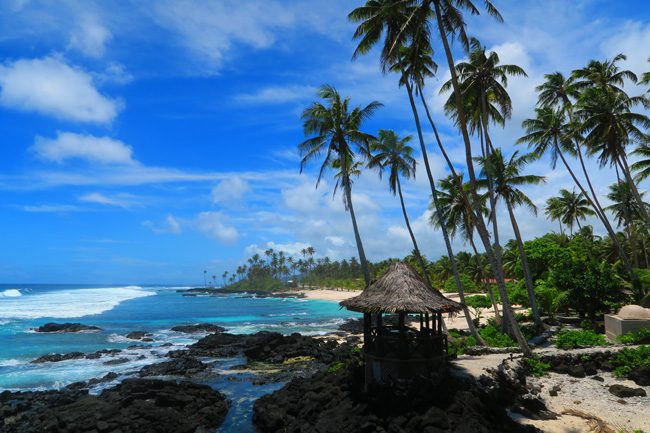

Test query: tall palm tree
[432,174,501,322]
[368,129,431,283]
[349,2,486,344]
[641,57,650,90]
[298,85,382,286]
[576,87,650,226]
[531,73,638,281]
[552,189,596,234]
[477,149,546,328]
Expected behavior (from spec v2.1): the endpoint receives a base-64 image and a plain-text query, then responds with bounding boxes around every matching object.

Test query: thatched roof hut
[340,262,463,314]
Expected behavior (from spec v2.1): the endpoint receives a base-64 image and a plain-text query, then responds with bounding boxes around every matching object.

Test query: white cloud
[211,177,250,205]
[68,15,112,58]
[21,204,82,213]
[235,85,316,104]
[0,56,120,123]
[148,0,295,73]
[79,192,139,208]
[244,241,311,257]
[33,132,135,165]
[195,211,239,244]
[143,214,182,235]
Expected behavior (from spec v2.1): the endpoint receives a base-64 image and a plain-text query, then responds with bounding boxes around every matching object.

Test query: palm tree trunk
[559,140,637,282]
[341,155,371,287]
[617,154,650,227]
[469,236,501,325]
[396,177,431,286]
[405,81,484,344]
[506,199,544,328]
[432,0,531,357]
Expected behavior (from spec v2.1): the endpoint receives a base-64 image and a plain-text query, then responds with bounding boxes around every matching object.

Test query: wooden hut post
[363,312,371,347]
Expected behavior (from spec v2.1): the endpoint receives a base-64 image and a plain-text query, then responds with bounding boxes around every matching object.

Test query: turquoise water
[0,284,358,431]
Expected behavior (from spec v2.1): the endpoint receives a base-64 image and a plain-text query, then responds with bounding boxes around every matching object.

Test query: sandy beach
[298,288,361,302]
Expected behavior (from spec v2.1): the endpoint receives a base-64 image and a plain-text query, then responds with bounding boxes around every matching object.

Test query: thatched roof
[340,262,463,314]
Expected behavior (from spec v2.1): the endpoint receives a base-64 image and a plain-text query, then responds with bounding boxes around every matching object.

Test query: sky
[0,0,649,284]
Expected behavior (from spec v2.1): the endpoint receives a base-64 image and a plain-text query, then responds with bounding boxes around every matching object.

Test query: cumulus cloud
[33,132,135,165]
[195,211,239,243]
[0,56,120,123]
[245,241,311,257]
[68,15,112,58]
[211,177,250,206]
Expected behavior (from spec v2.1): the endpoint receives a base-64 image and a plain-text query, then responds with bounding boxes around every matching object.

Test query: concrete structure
[605,305,650,340]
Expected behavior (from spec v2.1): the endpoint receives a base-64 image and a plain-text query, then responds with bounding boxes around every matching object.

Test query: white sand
[298,288,361,302]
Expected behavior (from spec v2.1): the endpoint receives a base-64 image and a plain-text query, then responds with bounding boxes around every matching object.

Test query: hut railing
[366,328,446,359]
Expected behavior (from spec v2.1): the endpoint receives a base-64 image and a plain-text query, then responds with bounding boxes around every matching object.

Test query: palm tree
[552,189,596,234]
[544,197,564,234]
[572,54,638,97]
[477,149,546,329]
[349,2,485,344]
[298,85,382,286]
[431,173,501,322]
[368,129,430,283]
[576,86,650,226]
[632,141,650,182]
[606,181,649,267]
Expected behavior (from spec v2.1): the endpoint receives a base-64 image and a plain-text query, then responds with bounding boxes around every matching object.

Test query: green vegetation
[447,329,477,356]
[465,295,492,323]
[617,328,650,345]
[554,330,607,349]
[327,361,345,374]
[524,357,551,377]
[612,346,650,378]
[479,324,517,348]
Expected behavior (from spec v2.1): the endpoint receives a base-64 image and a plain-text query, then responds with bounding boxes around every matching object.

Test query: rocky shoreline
[5,320,648,433]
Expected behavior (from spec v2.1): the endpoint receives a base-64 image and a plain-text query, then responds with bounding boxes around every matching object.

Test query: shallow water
[0,284,357,431]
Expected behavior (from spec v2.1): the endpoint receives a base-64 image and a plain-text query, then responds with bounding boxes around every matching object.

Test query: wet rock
[590,375,604,382]
[103,357,129,366]
[31,352,85,363]
[139,357,208,377]
[171,323,226,334]
[34,322,101,333]
[608,384,647,398]
[126,331,153,340]
[0,378,229,433]
[566,365,585,378]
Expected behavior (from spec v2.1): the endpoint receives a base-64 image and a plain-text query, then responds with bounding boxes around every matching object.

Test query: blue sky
[0,0,649,284]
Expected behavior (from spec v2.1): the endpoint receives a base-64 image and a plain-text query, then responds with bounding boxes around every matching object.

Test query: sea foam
[0,289,22,297]
[0,286,156,320]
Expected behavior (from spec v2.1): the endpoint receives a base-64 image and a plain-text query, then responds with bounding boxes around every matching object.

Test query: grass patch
[283,356,314,364]
[612,345,650,378]
[524,357,551,377]
[554,329,607,350]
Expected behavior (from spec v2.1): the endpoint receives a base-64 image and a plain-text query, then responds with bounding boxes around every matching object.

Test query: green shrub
[480,324,516,347]
[327,361,345,374]
[641,293,650,308]
[447,332,477,356]
[616,328,650,344]
[612,345,650,378]
[465,295,492,321]
[524,357,551,377]
[554,329,607,349]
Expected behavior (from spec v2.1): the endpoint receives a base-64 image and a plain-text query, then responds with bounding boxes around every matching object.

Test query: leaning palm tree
[298,85,382,286]
[431,174,501,322]
[576,87,650,226]
[368,129,431,284]
[553,189,596,235]
[531,73,637,281]
[477,149,546,329]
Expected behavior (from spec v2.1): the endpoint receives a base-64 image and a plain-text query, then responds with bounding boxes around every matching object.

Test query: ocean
[0,284,358,431]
